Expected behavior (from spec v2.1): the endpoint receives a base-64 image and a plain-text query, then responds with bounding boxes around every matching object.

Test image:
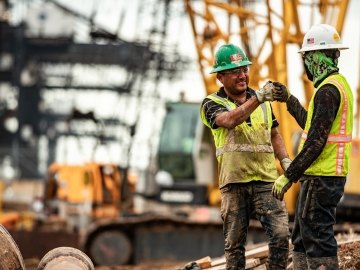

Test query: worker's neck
[226,90,247,105]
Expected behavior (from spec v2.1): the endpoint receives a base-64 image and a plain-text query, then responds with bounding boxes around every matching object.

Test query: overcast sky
[9,0,360,168]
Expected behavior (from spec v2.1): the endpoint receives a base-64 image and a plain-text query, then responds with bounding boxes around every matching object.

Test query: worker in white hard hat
[271,24,353,269]
[200,44,291,270]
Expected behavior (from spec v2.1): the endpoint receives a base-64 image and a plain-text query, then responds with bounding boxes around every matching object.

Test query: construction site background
[0,0,360,268]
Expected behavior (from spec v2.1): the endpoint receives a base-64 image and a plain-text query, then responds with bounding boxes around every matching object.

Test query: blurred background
[0,0,359,267]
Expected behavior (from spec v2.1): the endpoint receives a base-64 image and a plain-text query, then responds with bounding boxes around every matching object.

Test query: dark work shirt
[201,87,279,129]
[284,83,341,182]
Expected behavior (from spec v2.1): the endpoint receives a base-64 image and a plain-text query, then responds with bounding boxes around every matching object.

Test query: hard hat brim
[298,44,349,53]
[210,60,252,74]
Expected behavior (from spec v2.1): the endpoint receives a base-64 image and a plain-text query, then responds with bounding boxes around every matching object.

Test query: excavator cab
[156,102,218,205]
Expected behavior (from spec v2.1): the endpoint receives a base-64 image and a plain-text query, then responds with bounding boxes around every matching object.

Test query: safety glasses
[220,66,249,75]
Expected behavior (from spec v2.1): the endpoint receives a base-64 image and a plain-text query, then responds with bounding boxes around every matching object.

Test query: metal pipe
[0,224,26,270]
[37,247,94,270]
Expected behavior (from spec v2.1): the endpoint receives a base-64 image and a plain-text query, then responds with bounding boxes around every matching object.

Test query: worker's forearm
[215,96,260,129]
[271,127,289,161]
[286,95,307,129]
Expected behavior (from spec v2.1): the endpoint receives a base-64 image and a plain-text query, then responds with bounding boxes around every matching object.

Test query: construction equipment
[155,102,217,206]
[41,100,226,266]
[41,0,359,266]
[45,162,128,222]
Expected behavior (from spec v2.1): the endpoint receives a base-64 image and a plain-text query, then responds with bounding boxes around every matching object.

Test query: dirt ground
[338,241,360,270]
[90,241,360,270]
[94,261,185,270]
[21,239,360,270]
[24,259,185,270]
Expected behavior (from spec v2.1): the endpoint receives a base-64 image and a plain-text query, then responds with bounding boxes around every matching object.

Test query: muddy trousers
[292,251,339,270]
[291,176,346,270]
[220,182,289,270]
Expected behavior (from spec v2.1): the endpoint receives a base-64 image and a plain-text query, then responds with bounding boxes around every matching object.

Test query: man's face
[217,66,249,95]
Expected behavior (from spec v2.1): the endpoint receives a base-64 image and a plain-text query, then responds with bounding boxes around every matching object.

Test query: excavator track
[81,214,226,266]
[81,213,360,266]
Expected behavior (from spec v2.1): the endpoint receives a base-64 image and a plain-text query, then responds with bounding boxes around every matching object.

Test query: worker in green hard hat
[209,43,253,73]
[200,43,291,270]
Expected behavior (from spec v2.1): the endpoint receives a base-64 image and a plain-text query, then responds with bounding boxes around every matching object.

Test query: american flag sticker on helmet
[307,37,314,44]
[230,53,242,63]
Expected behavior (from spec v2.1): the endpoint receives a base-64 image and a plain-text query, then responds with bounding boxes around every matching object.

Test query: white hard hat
[298,24,348,53]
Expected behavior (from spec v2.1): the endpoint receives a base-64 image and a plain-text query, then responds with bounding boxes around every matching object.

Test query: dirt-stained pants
[292,175,346,269]
[220,182,289,270]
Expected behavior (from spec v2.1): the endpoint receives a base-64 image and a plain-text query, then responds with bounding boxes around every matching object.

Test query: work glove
[280,157,292,171]
[272,175,292,201]
[255,81,274,103]
[272,81,291,102]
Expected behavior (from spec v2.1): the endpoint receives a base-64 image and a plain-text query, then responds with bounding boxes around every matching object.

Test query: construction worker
[200,43,291,270]
[272,24,353,269]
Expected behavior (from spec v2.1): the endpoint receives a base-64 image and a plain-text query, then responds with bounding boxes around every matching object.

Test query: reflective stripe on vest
[300,75,352,176]
[201,92,278,185]
[210,95,270,156]
[301,132,352,143]
[327,78,351,175]
[216,143,273,157]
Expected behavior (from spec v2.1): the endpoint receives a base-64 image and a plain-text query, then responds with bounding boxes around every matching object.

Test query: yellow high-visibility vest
[298,74,353,176]
[200,93,278,188]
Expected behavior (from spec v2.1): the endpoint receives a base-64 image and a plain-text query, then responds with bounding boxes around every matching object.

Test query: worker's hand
[280,157,292,171]
[272,175,292,201]
[272,82,291,102]
[255,81,274,103]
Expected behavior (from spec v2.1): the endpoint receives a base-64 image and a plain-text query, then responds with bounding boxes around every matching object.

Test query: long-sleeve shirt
[284,83,341,182]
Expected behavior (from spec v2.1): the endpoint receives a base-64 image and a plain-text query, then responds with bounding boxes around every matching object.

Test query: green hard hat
[210,44,252,74]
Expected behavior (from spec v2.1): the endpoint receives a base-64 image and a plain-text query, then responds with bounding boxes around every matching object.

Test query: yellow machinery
[45,162,127,220]
[184,0,353,215]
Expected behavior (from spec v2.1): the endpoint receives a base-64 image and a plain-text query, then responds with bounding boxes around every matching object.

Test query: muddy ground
[95,261,185,270]
[24,259,185,270]
[92,241,360,270]
[22,240,360,270]
[338,241,360,270]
